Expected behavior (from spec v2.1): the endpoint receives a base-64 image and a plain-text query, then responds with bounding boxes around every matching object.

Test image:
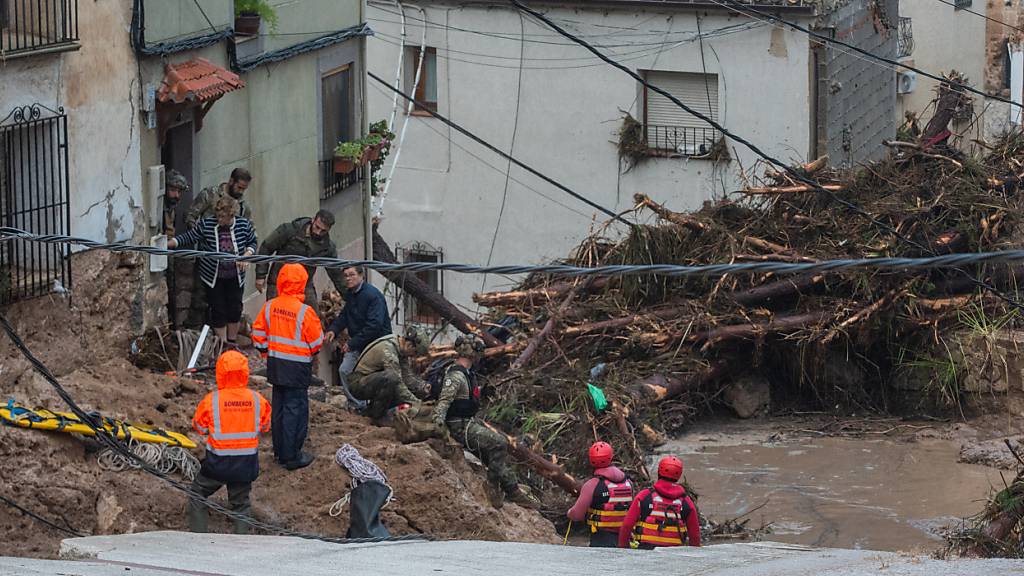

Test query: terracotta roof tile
[157,58,246,105]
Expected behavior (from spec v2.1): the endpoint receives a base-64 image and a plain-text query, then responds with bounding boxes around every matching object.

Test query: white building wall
[0,0,143,244]
[897,0,989,142]
[366,2,812,328]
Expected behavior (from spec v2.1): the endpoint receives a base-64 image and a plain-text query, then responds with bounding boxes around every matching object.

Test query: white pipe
[376,4,428,218]
[387,0,408,132]
[188,325,210,369]
[1010,42,1024,126]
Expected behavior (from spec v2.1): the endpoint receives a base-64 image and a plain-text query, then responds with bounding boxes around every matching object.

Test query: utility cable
[711,0,1023,110]
[932,0,1024,35]
[191,0,219,34]
[480,11,527,295]
[0,494,86,537]
[0,314,431,545]
[367,71,629,224]
[508,0,1024,310]
[9,227,1024,278]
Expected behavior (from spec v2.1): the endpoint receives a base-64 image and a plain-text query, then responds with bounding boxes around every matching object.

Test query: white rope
[329,444,394,514]
[96,441,199,480]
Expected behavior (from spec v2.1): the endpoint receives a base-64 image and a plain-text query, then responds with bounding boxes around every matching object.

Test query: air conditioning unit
[897,71,917,95]
[147,165,165,228]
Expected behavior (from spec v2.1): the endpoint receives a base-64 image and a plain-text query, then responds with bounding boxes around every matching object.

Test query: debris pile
[460,132,1024,486]
[944,441,1024,558]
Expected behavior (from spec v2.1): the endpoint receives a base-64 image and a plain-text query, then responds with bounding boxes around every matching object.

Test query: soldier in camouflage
[431,335,538,509]
[347,325,430,420]
[185,168,253,228]
[254,209,346,305]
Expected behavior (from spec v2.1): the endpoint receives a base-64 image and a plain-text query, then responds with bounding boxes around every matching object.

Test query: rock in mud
[723,375,770,419]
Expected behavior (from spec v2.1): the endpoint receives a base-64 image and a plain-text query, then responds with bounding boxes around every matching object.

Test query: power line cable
[191,0,219,34]
[8,227,1024,278]
[367,71,628,223]
[710,0,1023,110]
[0,494,86,537]
[932,0,1024,34]
[0,314,430,545]
[366,81,592,219]
[481,12,527,295]
[507,0,1024,310]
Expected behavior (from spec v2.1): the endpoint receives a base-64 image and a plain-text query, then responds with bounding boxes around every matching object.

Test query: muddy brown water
[665,429,1006,552]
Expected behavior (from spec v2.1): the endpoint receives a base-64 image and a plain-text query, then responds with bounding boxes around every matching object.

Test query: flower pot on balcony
[334,156,356,175]
[235,14,261,36]
[365,144,382,162]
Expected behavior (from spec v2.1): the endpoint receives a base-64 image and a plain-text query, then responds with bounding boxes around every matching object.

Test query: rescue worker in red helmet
[567,441,634,547]
[618,455,701,549]
[188,350,271,534]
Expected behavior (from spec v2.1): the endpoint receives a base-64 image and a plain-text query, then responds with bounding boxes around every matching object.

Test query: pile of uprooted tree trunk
[418,128,1024,483]
[944,441,1024,558]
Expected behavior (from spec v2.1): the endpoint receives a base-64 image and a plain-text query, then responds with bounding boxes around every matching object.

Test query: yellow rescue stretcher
[0,400,196,449]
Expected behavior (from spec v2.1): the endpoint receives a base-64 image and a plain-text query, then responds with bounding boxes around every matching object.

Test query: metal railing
[319,159,366,201]
[0,104,72,305]
[0,0,79,56]
[644,125,720,156]
[897,17,914,59]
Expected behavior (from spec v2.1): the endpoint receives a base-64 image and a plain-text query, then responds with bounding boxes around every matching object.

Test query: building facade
[1,0,371,332]
[365,0,818,333]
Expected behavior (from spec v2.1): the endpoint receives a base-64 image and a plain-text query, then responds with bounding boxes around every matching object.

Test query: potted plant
[333,141,364,174]
[369,120,396,142]
[234,0,279,36]
[362,133,384,162]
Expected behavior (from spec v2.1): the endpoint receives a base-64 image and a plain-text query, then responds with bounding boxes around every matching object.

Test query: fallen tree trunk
[741,184,843,195]
[512,279,592,369]
[633,193,707,232]
[473,277,610,308]
[373,223,502,348]
[684,312,832,350]
[765,155,828,181]
[480,421,582,495]
[629,364,728,404]
[726,274,826,307]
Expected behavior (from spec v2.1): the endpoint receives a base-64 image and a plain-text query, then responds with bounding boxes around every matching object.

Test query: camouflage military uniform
[432,367,518,495]
[185,183,253,228]
[255,217,345,305]
[348,334,421,420]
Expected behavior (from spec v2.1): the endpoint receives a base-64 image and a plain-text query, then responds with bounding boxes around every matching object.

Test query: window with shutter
[642,71,720,155]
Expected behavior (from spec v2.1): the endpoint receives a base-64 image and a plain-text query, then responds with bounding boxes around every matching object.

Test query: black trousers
[187,472,252,534]
[206,279,243,328]
[271,385,309,463]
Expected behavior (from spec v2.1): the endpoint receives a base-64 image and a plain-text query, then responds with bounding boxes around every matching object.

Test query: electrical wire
[10,226,1024,278]
[367,71,628,223]
[191,0,219,34]
[710,0,1023,110]
[508,0,1024,310]
[0,494,86,537]
[0,313,430,545]
[367,81,592,219]
[480,12,527,295]
[932,0,1024,35]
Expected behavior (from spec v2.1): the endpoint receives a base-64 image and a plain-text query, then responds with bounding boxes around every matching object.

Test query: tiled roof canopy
[157,58,245,104]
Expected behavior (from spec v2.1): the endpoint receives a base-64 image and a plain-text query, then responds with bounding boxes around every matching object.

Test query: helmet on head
[454,334,485,361]
[166,169,189,192]
[403,325,431,356]
[657,456,683,481]
[589,441,614,469]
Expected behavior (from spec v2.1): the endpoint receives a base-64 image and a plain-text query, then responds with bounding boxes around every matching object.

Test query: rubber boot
[485,482,505,510]
[233,518,250,535]
[188,503,209,533]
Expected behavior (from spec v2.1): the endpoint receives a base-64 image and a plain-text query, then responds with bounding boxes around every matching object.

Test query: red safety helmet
[657,456,683,481]
[589,441,614,469]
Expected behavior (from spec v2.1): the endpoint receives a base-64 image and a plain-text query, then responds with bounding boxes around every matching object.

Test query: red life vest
[586,477,634,533]
[630,490,691,548]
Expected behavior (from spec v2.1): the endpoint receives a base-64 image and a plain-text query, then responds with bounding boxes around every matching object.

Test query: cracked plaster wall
[0,0,144,246]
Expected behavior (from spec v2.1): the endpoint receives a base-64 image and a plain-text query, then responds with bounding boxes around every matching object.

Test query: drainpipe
[1010,41,1023,127]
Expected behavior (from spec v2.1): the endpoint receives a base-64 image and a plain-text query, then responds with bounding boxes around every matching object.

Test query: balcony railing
[897,17,914,59]
[319,159,366,201]
[644,125,720,156]
[0,0,79,56]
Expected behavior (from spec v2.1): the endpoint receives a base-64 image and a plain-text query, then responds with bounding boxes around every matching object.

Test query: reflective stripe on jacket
[251,263,323,387]
[587,478,634,533]
[630,492,691,548]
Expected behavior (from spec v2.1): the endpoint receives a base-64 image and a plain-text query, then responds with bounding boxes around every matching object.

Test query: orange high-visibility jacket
[192,350,271,482]
[251,263,323,387]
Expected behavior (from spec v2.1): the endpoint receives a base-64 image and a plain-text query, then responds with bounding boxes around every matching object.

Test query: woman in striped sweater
[169,195,258,346]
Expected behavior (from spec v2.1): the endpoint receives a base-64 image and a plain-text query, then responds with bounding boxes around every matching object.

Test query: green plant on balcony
[333,140,364,174]
[369,120,396,141]
[234,0,279,35]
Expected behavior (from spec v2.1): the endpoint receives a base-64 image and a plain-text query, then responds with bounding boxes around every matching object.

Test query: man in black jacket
[324,266,392,407]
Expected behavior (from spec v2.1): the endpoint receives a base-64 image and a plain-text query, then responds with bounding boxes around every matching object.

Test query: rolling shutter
[644,71,719,129]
